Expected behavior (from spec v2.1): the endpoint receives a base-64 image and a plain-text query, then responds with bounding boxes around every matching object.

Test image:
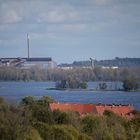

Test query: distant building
[57,66,73,70]
[0,58,25,67]
[50,103,96,114]
[50,103,135,118]
[22,57,57,69]
[0,57,57,69]
[101,66,118,69]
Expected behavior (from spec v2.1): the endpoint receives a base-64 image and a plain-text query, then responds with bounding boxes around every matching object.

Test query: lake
[0,81,140,110]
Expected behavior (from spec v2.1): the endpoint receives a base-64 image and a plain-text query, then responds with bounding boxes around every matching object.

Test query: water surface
[0,81,140,110]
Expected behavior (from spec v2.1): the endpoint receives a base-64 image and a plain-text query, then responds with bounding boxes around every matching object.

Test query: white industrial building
[0,34,57,69]
[0,57,57,69]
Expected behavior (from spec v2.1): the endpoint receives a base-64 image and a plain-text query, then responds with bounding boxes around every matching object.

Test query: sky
[0,0,140,63]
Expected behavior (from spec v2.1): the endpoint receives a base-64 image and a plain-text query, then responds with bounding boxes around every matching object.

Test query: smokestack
[27,33,30,58]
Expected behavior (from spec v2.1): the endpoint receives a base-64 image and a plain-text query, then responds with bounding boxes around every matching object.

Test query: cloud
[0,0,140,60]
[94,0,111,5]
[0,2,23,24]
[37,4,79,24]
[31,32,57,40]
[2,10,21,24]
[63,24,87,30]
[0,0,139,26]
[38,10,67,23]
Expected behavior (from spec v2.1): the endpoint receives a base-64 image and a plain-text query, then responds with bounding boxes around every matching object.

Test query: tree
[99,82,107,90]
[111,124,127,140]
[21,96,36,106]
[19,127,43,140]
[53,109,70,124]
[123,79,139,91]
[67,76,80,89]
[38,96,55,107]
[82,115,114,140]
[78,133,92,140]
[56,80,68,89]
[55,76,88,89]
[32,105,54,124]
[79,82,88,89]
[125,117,140,140]
[34,122,81,140]
[0,105,31,140]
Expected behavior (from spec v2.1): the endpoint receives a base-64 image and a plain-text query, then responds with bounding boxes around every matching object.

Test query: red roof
[50,103,135,117]
[94,104,135,116]
[50,103,95,114]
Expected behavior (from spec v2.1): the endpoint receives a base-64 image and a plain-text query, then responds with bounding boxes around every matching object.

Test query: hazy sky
[0,0,140,63]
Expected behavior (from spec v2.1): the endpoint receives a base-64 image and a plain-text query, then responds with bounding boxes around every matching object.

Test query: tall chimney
[27,33,30,58]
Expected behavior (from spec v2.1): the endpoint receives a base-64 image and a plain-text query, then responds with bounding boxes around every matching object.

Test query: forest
[60,58,140,67]
[0,96,140,140]
[0,66,140,82]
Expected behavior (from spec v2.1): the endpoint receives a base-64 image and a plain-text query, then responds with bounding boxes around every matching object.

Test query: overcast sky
[0,0,140,63]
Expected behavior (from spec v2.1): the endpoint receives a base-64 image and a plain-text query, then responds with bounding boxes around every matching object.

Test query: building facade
[0,57,57,69]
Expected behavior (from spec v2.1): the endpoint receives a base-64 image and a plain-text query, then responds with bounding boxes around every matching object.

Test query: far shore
[46,88,140,92]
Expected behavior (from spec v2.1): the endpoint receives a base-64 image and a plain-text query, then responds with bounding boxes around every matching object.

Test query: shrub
[99,82,107,90]
[32,105,54,124]
[79,82,88,89]
[53,109,71,124]
[34,122,52,140]
[56,76,88,89]
[21,96,36,106]
[78,133,93,140]
[82,115,114,140]
[125,117,140,140]
[35,122,81,140]
[38,96,55,107]
[104,110,126,127]
[123,79,139,91]
[19,127,43,140]
[111,124,126,140]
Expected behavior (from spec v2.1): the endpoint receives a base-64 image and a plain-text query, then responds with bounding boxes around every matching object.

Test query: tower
[90,58,95,69]
[27,33,30,58]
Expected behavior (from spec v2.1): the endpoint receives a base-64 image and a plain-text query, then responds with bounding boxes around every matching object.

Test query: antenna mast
[27,33,30,58]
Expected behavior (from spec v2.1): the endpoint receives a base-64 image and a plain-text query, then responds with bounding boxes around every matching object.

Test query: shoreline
[46,88,140,92]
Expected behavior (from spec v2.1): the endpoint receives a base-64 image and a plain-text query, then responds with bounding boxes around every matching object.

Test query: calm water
[0,81,140,110]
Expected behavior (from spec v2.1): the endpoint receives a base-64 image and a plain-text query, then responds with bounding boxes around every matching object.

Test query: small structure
[50,103,135,118]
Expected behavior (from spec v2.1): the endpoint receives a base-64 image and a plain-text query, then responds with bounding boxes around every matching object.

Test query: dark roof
[26,57,52,61]
[0,58,21,60]
[0,57,52,62]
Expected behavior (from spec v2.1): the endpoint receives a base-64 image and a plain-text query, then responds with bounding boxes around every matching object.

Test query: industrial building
[0,34,57,69]
[0,57,57,69]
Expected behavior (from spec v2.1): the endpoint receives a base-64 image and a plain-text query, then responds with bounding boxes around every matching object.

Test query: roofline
[0,57,52,61]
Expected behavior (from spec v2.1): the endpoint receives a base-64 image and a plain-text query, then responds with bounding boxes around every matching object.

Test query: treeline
[56,77,88,89]
[98,57,140,67]
[0,96,140,140]
[0,66,140,82]
[97,57,140,67]
[60,57,140,67]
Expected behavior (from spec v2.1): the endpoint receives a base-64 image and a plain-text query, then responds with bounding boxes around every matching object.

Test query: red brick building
[50,103,95,114]
[50,103,135,118]
[93,104,135,118]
